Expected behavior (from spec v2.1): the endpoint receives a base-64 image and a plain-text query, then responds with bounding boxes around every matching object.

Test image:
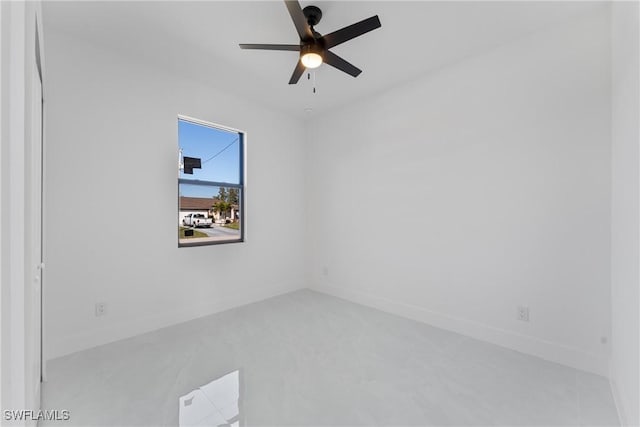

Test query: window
[178,116,244,247]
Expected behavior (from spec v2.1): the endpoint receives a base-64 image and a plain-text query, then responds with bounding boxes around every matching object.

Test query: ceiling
[43,1,604,119]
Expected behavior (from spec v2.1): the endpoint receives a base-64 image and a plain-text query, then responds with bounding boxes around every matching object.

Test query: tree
[213,200,231,219]
[212,187,238,220]
[228,188,239,205]
[217,187,228,202]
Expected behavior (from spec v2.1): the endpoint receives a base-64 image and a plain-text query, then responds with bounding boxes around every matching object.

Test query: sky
[178,118,241,198]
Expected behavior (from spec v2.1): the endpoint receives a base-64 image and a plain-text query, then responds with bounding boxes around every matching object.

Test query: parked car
[182,214,213,228]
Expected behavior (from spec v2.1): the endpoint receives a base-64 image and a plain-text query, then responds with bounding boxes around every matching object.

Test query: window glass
[178,117,243,246]
[178,119,241,185]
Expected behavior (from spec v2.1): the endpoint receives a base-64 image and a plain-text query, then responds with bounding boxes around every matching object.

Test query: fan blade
[321,15,381,49]
[288,60,306,84]
[284,1,313,41]
[323,50,362,77]
[239,44,300,51]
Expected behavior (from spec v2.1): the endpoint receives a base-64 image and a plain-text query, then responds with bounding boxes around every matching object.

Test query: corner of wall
[610,374,629,427]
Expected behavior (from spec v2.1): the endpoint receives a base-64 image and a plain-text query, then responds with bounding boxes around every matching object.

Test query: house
[179,196,239,225]
[178,196,215,225]
[1,1,638,426]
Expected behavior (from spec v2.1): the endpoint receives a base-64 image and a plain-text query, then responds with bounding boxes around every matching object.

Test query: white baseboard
[310,282,609,377]
[49,281,610,378]
[47,283,303,361]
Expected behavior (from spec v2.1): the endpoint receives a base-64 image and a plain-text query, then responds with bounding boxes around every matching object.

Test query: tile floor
[41,290,620,426]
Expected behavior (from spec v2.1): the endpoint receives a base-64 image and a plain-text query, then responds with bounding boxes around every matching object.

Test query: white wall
[307,8,612,376]
[43,30,307,359]
[610,2,640,425]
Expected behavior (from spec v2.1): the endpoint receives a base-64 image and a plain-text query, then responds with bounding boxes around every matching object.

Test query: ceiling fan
[239,1,381,84]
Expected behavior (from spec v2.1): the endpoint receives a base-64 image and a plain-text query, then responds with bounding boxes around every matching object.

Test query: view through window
[178,116,244,246]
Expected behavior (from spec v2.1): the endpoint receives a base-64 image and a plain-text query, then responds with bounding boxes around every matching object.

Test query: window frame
[177,115,245,248]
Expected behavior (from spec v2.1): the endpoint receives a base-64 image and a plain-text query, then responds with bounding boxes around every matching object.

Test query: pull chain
[307,72,318,94]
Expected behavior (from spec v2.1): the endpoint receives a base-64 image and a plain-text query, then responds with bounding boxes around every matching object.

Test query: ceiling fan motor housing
[301,43,323,58]
[303,5,322,27]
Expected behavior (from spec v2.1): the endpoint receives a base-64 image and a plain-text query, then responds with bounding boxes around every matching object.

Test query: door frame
[0,1,45,420]
[35,15,45,385]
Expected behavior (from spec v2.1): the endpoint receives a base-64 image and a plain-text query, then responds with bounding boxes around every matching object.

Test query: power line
[201,137,239,165]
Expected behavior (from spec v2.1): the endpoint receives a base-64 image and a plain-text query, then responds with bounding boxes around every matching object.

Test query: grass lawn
[179,226,208,239]
[223,222,240,230]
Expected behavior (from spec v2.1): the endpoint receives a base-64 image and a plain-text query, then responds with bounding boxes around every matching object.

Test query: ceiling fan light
[301,52,323,69]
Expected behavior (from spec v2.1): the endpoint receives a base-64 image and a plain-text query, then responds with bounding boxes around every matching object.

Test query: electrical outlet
[95,303,107,317]
[517,306,529,322]
[322,266,329,277]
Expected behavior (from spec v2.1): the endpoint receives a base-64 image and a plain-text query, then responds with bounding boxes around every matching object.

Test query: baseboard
[47,282,303,360]
[310,283,609,377]
[609,376,629,426]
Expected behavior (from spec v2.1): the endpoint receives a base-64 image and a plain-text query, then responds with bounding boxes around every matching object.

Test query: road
[192,224,240,239]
